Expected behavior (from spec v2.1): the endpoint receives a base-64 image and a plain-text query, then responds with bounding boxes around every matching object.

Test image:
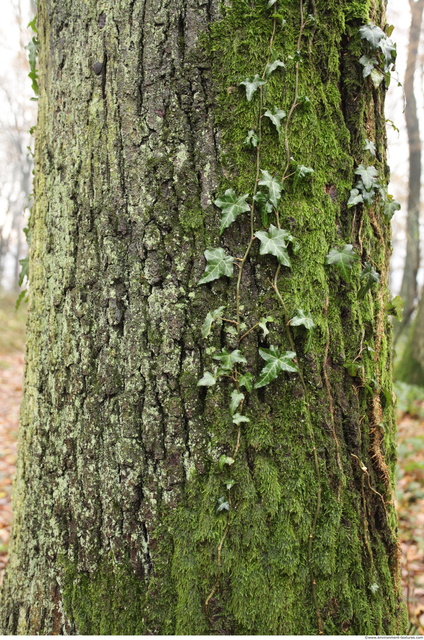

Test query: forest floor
[397,407,424,633]
[0,292,424,631]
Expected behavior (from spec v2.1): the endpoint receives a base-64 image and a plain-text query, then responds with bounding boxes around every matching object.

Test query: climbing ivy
[26,15,40,99]
[196,3,400,630]
[359,22,396,88]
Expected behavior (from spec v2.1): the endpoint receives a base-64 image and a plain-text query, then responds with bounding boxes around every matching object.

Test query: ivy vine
[200,0,322,627]
[198,4,400,630]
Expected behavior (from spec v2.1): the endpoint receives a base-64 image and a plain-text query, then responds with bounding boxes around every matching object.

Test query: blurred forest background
[2,0,424,632]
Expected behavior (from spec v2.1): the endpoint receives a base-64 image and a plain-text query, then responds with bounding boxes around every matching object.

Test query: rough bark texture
[0,0,407,634]
[396,0,423,337]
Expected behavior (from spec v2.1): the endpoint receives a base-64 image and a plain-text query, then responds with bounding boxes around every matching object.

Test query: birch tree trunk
[0,0,407,634]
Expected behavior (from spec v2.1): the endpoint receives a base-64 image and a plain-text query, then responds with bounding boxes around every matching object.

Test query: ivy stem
[233,425,241,459]
[272,62,324,627]
[271,8,324,630]
[272,279,323,634]
[205,517,232,610]
[235,19,277,340]
[323,295,344,501]
[220,317,238,325]
[282,4,306,177]
[239,322,261,342]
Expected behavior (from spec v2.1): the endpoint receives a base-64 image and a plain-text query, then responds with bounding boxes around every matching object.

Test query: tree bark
[0,0,407,634]
[396,0,423,338]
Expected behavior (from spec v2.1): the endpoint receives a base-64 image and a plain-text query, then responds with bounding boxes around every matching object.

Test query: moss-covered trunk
[0,0,407,634]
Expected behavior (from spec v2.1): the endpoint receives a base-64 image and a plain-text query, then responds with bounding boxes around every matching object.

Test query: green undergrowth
[394,381,424,418]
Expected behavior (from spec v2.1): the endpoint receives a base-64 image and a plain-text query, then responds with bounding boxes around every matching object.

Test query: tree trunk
[0,0,407,634]
[396,284,424,385]
[396,0,423,338]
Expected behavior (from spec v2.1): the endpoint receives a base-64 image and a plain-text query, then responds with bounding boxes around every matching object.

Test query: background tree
[0,0,36,290]
[395,290,424,385]
[0,0,407,634]
[395,0,424,338]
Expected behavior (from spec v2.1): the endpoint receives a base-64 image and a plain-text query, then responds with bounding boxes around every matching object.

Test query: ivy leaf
[325,245,358,283]
[347,188,364,208]
[294,165,314,186]
[359,23,385,48]
[264,107,286,133]
[360,187,376,205]
[358,262,380,299]
[26,37,39,70]
[240,75,266,101]
[344,360,362,377]
[253,191,274,227]
[384,197,401,220]
[15,289,28,311]
[255,225,293,267]
[217,497,230,512]
[258,315,275,337]
[214,189,250,235]
[198,248,234,285]
[378,185,388,200]
[230,389,244,414]
[379,37,396,68]
[232,413,250,425]
[289,309,315,330]
[298,95,311,109]
[386,295,403,321]
[238,372,254,393]
[268,0,278,5]
[202,306,226,338]
[244,129,260,148]
[27,16,38,33]
[354,164,379,191]
[219,455,235,471]
[364,139,376,156]
[266,59,285,76]
[197,371,216,387]
[18,256,29,287]
[213,348,247,371]
[370,69,384,88]
[225,479,236,490]
[258,170,283,206]
[359,54,378,78]
[369,583,379,594]
[386,118,399,133]
[255,346,297,389]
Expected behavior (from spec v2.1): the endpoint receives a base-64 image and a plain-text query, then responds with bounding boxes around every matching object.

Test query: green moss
[62,558,148,635]
[137,0,406,634]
